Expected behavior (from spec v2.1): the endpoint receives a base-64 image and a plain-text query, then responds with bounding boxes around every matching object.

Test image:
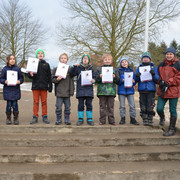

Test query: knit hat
[81,53,91,63]
[141,51,151,60]
[36,49,45,58]
[165,47,176,55]
[120,57,129,66]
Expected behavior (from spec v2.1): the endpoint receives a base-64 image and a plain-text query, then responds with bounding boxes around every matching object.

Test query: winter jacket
[96,65,120,96]
[28,60,52,92]
[157,57,180,98]
[0,65,24,100]
[70,64,95,98]
[52,66,74,97]
[136,62,159,92]
[117,67,136,95]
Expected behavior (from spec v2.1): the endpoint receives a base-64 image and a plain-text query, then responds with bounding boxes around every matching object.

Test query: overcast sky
[24,0,180,67]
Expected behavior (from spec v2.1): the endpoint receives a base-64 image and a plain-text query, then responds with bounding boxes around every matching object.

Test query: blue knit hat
[141,51,151,60]
[165,47,176,55]
[120,57,129,66]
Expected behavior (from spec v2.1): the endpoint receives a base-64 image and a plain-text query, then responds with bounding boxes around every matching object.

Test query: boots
[86,111,94,126]
[6,112,12,125]
[13,111,19,125]
[163,116,176,136]
[30,115,38,124]
[159,113,165,126]
[130,117,139,125]
[147,115,153,126]
[76,111,84,126]
[42,115,50,124]
[119,117,125,125]
[55,113,62,125]
[64,114,71,125]
[142,114,148,126]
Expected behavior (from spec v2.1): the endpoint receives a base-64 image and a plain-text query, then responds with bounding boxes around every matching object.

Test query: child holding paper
[117,57,139,125]
[52,53,74,125]
[96,53,120,125]
[135,52,159,126]
[70,53,95,126]
[28,49,52,124]
[0,54,24,125]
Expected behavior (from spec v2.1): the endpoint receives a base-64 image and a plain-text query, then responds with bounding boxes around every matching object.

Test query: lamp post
[144,0,150,52]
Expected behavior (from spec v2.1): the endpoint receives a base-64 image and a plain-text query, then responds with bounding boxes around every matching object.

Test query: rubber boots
[76,111,84,126]
[130,117,139,125]
[64,114,71,125]
[13,111,19,125]
[163,116,176,136]
[6,112,12,125]
[86,111,94,126]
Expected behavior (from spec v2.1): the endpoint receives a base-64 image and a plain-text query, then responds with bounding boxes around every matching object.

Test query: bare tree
[57,0,180,67]
[0,0,46,66]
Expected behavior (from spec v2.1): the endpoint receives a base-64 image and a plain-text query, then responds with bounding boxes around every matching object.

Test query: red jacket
[158,57,180,98]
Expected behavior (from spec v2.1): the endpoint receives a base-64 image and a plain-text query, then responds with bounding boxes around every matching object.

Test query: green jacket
[96,65,120,96]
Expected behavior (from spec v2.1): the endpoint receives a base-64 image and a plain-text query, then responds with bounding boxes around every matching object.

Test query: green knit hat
[81,53,91,63]
[36,49,45,58]
[141,51,151,60]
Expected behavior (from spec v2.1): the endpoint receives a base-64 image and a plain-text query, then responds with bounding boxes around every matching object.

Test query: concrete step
[0,132,180,147]
[0,124,163,134]
[0,161,180,180]
[0,146,179,163]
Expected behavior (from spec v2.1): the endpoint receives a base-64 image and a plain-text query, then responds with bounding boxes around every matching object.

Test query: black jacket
[28,60,52,92]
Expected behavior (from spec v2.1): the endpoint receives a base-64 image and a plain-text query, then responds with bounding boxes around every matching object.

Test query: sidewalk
[0,83,179,131]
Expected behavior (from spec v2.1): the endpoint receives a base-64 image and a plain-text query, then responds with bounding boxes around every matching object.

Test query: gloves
[150,69,155,76]
[159,79,165,89]
[159,80,169,93]
[48,86,52,93]
[136,72,141,78]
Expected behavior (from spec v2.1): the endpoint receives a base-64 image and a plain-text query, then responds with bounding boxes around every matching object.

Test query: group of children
[0,47,179,137]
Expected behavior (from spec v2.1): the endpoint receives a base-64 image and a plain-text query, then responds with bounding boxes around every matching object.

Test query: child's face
[166,52,174,61]
[82,56,89,65]
[37,51,44,60]
[103,57,112,65]
[8,56,16,66]
[60,55,68,64]
[142,57,150,63]
[121,60,128,68]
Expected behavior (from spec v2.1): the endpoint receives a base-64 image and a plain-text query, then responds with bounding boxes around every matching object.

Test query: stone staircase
[0,125,180,180]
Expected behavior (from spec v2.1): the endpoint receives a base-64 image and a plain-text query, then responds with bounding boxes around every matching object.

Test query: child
[70,53,95,126]
[157,47,180,136]
[118,57,139,125]
[28,49,52,124]
[0,54,24,125]
[52,53,74,125]
[135,51,159,126]
[96,53,120,125]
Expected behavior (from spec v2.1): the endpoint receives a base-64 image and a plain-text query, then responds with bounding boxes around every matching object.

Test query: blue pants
[6,100,18,112]
[56,97,71,115]
[78,97,93,111]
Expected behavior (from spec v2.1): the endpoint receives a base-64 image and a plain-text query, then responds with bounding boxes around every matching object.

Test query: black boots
[6,112,19,125]
[159,113,165,126]
[163,116,176,136]
[130,117,139,125]
[6,112,12,125]
[119,117,125,124]
[13,111,19,125]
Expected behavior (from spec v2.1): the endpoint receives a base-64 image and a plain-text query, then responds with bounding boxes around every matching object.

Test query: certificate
[139,66,152,82]
[81,70,92,86]
[102,67,113,83]
[124,72,133,88]
[7,70,17,86]
[26,57,39,73]
[55,62,69,79]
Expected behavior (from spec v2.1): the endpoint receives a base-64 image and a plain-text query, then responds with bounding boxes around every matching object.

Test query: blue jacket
[117,67,136,95]
[0,65,24,100]
[70,64,95,98]
[135,62,159,92]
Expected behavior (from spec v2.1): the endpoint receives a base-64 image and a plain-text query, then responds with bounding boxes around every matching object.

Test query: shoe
[143,119,148,126]
[55,121,62,125]
[159,114,165,126]
[13,111,19,125]
[76,120,83,126]
[42,115,50,124]
[86,111,94,126]
[30,116,38,124]
[119,117,125,125]
[6,112,12,125]
[55,113,62,125]
[76,111,84,126]
[64,114,71,125]
[87,121,94,126]
[163,116,176,136]
[99,122,105,125]
[109,122,116,125]
[130,117,139,125]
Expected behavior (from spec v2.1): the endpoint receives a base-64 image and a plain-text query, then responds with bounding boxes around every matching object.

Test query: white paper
[124,72,133,88]
[21,68,27,73]
[26,57,39,73]
[81,70,92,86]
[102,67,113,83]
[55,62,69,79]
[139,65,152,82]
[7,70,18,86]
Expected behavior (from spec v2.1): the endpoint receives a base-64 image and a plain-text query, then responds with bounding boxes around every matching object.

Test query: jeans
[56,97,71,115]
[119,95,136,118]
[6,100,18,112]
[78,97,93,111]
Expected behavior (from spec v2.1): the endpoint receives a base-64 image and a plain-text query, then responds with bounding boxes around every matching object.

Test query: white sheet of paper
[55,62,69,79]
[26,57,39,73]
[139,65,152,82]
[21,68,27,73]
[102,67,113,83]
[7,70,17,86]
[124,72,133,88]
[81,70,92,86]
